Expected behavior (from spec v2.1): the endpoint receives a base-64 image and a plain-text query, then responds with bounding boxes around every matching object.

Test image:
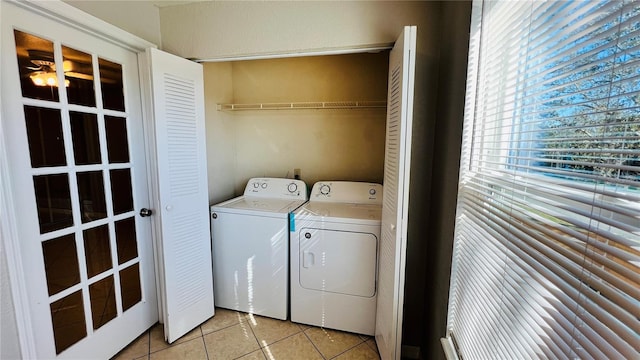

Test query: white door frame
[0,1,156,357]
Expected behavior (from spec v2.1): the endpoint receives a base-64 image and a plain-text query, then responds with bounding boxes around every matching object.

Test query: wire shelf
[217,100,387,111]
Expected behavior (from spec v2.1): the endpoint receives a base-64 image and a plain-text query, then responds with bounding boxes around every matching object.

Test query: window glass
[446,2,640,359]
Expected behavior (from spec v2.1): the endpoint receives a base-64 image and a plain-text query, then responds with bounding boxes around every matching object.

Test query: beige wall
[233,110,386,195]
[203,62,238,204]
[231,53,388,102]
[159,1,433,60]
[206,52,388,201]
[63,1,162,45]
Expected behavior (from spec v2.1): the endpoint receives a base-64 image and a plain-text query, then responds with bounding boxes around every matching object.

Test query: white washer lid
[211,196,307,217]
[294,202,381,225]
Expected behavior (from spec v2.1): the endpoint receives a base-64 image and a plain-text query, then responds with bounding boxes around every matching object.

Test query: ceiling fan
[26,50,93,87]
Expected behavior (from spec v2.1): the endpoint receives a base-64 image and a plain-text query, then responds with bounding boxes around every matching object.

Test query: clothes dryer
[210,177,307,320]
[290,181,382,335]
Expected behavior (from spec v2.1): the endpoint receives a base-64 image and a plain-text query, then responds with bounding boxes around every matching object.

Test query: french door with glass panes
[1,4,158,359]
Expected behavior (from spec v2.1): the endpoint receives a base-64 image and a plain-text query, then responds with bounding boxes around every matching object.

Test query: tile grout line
[201,322,246,360]
[201,316,247,337]
[328,337,367,360]
[243,315,263,359]
[365,337,380,354]
[146,327,151,358]
[301,327,328,360]
[253,324,304,351]
[138,315,375,360]
[201,331,211,360]
[147,325,203,357]
[195,325,210,360]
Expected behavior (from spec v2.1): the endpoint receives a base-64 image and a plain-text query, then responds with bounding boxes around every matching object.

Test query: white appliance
[210,177,308,320]
[290,181,382,335]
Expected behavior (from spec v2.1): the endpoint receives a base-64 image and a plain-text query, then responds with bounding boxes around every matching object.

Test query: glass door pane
[14,30,60,101]
[62,46,95,107]
[24,106,66,167]
[34,174,73,233]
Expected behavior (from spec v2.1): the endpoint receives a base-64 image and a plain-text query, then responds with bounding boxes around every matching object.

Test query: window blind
[445,1,640,359]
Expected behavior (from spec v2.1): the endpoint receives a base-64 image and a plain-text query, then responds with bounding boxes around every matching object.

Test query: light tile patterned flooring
[112,308,380,360]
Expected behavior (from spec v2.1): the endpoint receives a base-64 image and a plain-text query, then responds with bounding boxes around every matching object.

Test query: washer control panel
[310,181,383,204]
[320,184,331,195]
[244,178,308,200]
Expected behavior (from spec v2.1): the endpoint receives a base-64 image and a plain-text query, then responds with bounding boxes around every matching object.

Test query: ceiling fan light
[31,76,45,86]
[30,72,69,87]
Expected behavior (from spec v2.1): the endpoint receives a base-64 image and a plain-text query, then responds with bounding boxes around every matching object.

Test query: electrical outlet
[294,168,301,179]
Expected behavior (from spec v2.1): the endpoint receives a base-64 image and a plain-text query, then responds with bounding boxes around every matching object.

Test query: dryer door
[299,228,377,297]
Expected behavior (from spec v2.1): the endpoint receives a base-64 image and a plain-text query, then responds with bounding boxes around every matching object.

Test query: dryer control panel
[310,181,383,204]
[244,177,308,200]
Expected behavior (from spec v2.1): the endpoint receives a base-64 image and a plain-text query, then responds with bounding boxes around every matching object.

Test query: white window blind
[445,1,640,359]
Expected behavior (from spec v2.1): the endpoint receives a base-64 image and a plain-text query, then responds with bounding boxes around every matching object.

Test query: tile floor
[112,308,380,360]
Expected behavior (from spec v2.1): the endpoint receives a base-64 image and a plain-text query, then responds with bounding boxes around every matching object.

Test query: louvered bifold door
[147,48,214,343]
[375,25,417,360]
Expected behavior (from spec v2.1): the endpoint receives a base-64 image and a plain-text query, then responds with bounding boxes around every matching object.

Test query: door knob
[139,208,153,217]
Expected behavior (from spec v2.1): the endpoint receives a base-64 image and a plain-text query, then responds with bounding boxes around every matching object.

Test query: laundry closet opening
[202,51,391,204]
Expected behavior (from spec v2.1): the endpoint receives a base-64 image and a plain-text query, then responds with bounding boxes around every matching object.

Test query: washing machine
[210,177,308,320]
[290,181,382,335]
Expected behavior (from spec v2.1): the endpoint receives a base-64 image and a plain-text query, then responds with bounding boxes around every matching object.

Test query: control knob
[320,184,331,195]
[288,182,298,193]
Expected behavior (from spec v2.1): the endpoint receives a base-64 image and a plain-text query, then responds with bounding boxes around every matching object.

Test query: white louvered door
[375,26,417,360]
[147,48,214,343]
